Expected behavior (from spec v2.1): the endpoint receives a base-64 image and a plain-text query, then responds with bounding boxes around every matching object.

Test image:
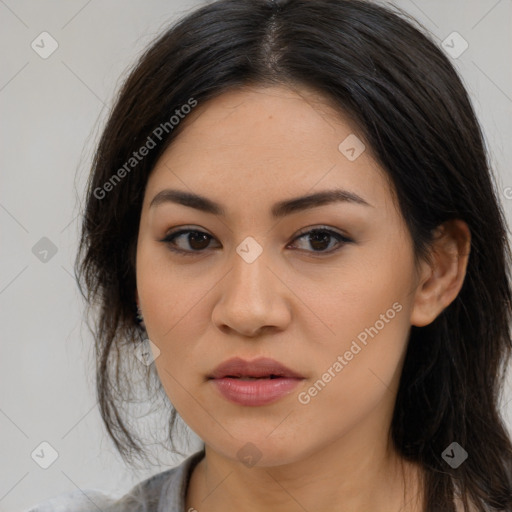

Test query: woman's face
[135,84,426,466]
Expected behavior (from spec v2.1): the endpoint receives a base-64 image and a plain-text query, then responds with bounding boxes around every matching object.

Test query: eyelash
[160,226,353,257]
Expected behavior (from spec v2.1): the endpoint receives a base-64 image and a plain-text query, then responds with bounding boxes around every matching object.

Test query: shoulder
[24,449,206,512]
[23,488,118,512]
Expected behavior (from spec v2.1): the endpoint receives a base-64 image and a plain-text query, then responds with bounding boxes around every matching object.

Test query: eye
[288,226,352,255]
[161,228,219,256]
[160,226,352,256]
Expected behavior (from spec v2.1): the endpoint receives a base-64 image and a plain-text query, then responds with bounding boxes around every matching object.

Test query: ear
[410,219,471,327]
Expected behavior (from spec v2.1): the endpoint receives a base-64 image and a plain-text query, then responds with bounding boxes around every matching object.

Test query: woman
[27,0,512,510]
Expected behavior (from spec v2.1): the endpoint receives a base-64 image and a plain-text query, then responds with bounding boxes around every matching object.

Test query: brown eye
[161,226,352,257]
[162,229,218,255]
[289,228,352,254]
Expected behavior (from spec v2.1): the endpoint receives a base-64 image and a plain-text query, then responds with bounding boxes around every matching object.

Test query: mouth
[208,357,304,406]
[222,375,283,380]
[208,356,304,380]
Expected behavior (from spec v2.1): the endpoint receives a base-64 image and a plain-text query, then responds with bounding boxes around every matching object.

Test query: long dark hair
[74,0,512,510]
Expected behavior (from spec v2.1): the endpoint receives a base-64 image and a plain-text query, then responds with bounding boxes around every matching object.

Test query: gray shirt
[25,449,205,512]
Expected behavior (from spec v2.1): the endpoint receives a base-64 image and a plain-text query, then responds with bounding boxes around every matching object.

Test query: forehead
[144,85,395,217]
[160,84,359,158]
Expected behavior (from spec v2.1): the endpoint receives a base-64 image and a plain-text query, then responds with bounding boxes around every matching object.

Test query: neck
[186,430,424,512]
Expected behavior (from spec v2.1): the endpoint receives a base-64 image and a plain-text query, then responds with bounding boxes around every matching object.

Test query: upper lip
[208,357,304,379]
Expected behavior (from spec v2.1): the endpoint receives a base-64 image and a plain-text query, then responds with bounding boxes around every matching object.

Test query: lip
[208,357,304,406]
[209,357,304,380]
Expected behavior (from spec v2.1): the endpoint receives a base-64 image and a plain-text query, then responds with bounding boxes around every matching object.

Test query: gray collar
[157,449,205,512]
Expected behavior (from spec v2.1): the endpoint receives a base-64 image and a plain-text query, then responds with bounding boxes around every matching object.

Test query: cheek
[299,244,414,404]
[137,243,207,339]
[306,248,413,345]
[295,310,410,446]
[136,244,217,400]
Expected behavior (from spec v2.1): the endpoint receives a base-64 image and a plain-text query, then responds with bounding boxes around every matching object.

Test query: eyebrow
[149,188,373,218]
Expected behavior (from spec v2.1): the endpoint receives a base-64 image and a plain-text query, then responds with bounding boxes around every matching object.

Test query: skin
[135,84,471,512]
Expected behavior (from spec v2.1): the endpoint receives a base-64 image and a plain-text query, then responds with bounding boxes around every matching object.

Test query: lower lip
[210,377,303,406]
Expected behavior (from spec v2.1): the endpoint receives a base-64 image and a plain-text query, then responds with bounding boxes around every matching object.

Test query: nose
[211,247,292,337]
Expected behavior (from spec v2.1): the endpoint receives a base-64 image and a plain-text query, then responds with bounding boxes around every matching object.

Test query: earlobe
[410,220,471,327]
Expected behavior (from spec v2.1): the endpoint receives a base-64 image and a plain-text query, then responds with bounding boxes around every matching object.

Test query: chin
[207,433,310,468]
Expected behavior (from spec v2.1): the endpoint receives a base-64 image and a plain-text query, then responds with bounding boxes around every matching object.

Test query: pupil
[189,231,210,250]
[310,232,329,251]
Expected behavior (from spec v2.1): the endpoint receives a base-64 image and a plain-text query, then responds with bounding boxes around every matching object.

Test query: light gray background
[1,1,511,510]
